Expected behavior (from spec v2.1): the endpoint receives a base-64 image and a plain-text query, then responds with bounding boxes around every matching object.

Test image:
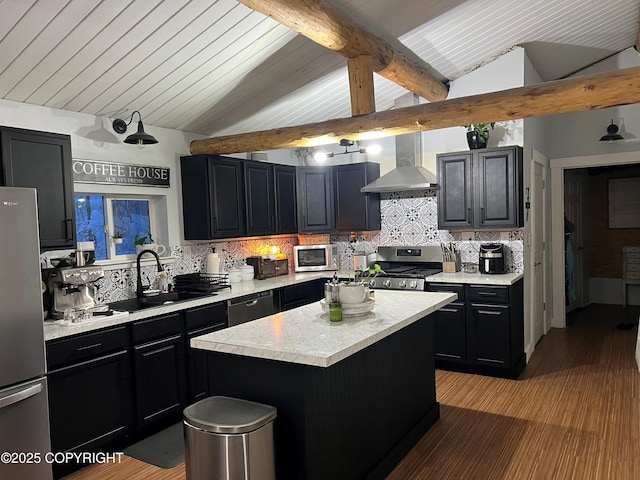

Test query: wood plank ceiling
[0,0,638,138]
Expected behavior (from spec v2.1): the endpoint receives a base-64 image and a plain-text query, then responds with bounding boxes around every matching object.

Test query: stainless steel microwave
[293,244,340,272]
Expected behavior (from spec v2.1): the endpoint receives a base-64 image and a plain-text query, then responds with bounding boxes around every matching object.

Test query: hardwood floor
[64,304,640,480]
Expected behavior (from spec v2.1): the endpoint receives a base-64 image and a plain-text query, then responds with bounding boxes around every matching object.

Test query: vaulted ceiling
[1,0,638,137]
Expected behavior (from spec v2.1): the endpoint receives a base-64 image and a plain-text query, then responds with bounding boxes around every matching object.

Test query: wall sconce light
[112,110,158,148]
[313,138,381,163]
[599,119,624,143]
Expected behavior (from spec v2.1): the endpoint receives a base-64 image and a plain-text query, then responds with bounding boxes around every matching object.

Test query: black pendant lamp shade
[112,111,158,146]
[599,119,623,143]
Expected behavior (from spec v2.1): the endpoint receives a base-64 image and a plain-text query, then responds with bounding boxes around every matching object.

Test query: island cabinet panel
[427,280,525,378]
[333,162,381,231]
[206,316,439,480]
[0,126,75,250]
[184,302,227,403]
[180,155,245,239]
[46,326,133,478]
[296,166,334,232]
[437,146,523,230]
[131,313,186,430]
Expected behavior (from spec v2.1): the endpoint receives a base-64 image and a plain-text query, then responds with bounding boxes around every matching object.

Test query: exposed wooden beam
[348,55,376,116]
[636,7,640,52]
[190,66,640,155]
[237,0,448,102]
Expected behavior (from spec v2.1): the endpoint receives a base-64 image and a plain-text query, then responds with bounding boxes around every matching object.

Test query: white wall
[0,98,206,247]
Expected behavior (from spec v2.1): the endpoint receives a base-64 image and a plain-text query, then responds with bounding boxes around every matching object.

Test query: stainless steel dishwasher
[227,290,276,326]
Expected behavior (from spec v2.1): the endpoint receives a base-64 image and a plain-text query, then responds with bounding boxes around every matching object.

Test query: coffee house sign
[73,159,170,187]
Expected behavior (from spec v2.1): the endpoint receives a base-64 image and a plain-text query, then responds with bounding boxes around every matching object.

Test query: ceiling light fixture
[112,110,158,148]
[313,138,380,163]
[599,119,624,143]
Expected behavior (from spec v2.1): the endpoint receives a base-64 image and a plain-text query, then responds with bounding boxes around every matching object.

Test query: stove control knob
[398,280,407,289]
[409,280,418,289]
[383,279,392,288]
[80,272,89,282]
[368,279,376,288]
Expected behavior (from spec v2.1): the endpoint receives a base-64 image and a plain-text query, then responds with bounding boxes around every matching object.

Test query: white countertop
[191,289,457,368]
[43,269,519,341]
[43,272,328,341]
[427,271,523,285]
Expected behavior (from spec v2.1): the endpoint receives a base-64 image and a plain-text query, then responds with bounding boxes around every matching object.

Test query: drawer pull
[439,308,458,313]
[477,292,497,296]
[437,353,461,359]
[76,342,102,352]
[478,310,502,315]
[477,357,504,364]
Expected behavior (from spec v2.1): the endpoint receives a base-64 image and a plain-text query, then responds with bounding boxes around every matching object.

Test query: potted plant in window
[134,232,153,254]
[463,122,495,149]
[112,231,124,244]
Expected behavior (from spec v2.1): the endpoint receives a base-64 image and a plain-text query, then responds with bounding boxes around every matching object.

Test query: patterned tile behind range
[331,190,524,273]
[97,189,523,304]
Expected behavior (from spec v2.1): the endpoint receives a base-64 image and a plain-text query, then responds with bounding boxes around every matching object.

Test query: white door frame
[530,152,547,345]
[550,151,640,328]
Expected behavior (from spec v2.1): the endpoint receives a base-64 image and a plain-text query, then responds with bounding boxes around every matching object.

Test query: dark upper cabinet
[0,126,75,250]
[437,146,523,230]
[297,166,334,233]
[245,160,275,236]
[436,153,473,229]
[333,162,381,232]
[181,155,245,239]
[245,162,298,236]
[273,165,298,234]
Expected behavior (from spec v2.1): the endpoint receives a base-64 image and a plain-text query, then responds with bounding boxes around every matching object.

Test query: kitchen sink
[109,291,215,313]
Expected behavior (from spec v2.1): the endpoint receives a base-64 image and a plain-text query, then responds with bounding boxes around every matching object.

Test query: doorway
[551,151,640,328]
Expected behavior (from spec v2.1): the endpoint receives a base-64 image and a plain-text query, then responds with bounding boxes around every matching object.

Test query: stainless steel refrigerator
[0,187,52,480]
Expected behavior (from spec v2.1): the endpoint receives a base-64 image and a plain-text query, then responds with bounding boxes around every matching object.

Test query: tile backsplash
[93,189,523,304]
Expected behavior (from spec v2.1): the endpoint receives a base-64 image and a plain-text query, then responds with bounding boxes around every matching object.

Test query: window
[74,194,153,261]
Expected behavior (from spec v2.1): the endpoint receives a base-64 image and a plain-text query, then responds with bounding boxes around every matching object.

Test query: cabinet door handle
[76,342,102,352]
[467,207,471,221]
[478,310,501,315]
[480,207,485,223]
[64,218,73,241]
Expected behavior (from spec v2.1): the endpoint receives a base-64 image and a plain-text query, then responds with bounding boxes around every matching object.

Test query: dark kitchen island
[191,290,456,480]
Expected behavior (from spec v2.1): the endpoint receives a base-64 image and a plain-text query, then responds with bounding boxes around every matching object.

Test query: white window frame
[75,192,167,267]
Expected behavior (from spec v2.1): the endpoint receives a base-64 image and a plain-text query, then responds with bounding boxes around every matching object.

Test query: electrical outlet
[183,245,191,258]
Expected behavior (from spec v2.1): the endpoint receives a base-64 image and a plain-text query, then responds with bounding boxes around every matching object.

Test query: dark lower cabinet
[279,279,325,310]
[0,126,75,250]
[184,302,227,403]
[427,280,524,378]
[46,326,132,479]
[131,313,186,430]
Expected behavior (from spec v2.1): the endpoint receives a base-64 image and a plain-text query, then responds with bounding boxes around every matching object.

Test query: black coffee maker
[479,243,506,274]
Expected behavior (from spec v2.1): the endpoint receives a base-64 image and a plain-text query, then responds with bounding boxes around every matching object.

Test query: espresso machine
[48,265,105,319]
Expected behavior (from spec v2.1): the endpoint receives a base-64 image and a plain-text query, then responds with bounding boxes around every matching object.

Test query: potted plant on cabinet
[463,122,495,149]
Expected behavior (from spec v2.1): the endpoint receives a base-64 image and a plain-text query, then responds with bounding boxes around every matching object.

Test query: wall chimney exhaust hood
[361,94,438,193]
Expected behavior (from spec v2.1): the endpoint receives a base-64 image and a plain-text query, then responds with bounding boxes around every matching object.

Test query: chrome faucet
[136,249,164,297]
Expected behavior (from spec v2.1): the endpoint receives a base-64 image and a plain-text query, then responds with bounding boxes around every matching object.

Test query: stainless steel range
[369,246,443,291]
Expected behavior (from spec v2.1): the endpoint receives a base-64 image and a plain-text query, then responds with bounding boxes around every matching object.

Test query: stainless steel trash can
[183,396,277,480]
